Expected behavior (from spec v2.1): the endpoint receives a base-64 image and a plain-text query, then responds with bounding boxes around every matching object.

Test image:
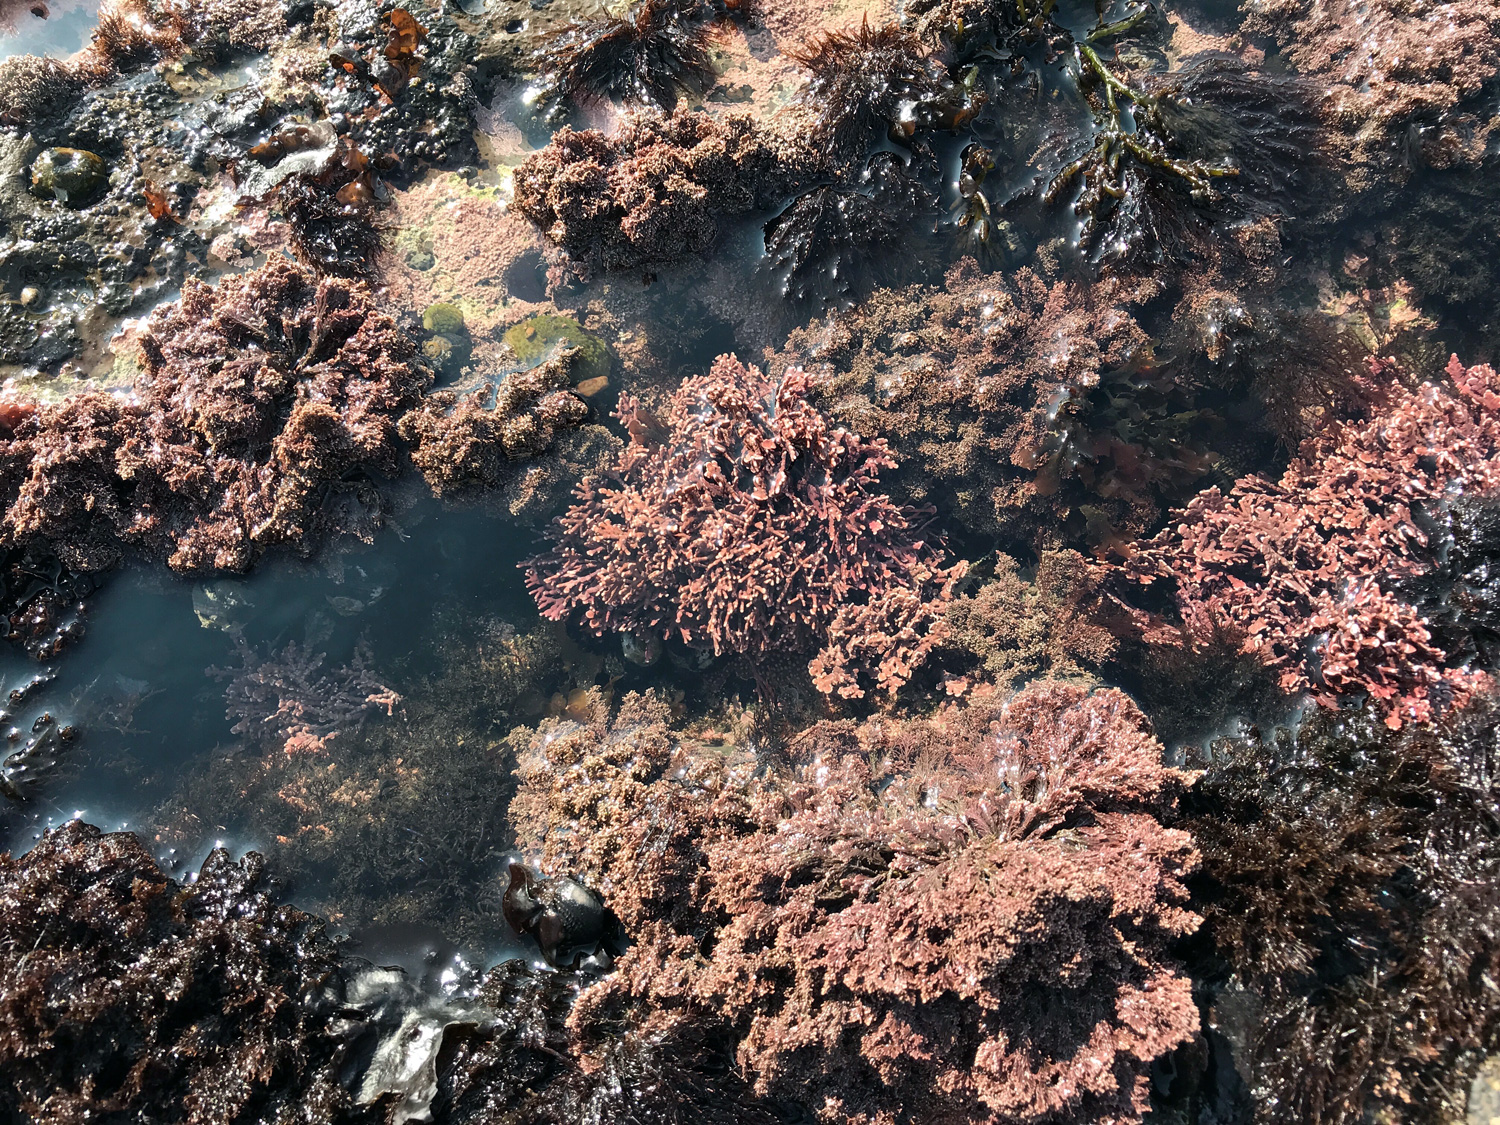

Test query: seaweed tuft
[532,0,715,117]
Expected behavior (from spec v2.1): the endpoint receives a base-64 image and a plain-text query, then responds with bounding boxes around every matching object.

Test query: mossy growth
[502,313,610,385]
[422,301,467,336]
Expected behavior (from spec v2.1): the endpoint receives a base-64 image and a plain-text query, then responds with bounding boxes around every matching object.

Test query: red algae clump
[511,109,798,280]
[210,637,401,756]
[523,354,964,698]
[0,258,426,575]
[1114,355,1500,728]
[398,348,591,504]
[1240,0,1500,132]
[767,258,1161,550]
[508,683,1202,1125]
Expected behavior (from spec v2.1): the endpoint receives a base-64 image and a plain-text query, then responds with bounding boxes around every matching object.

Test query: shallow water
[0,0,98,58]
[0,494,544,965]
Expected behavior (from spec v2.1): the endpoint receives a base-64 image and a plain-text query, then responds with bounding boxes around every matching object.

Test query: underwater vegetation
[0,257,618,583]
[151,615,573,949]
[531,0,715,118]
[1239,0,1500,135]
[399,346,598,516]
[1113,354,1500,728]
[0,820,375,1123]
[934,548,1118,695]
[6,0,1500,1116]
[524,354,964,700]
[766,258,1164,552]
[1189,698,1500,1123]
[507,683,1200,1125]
[210,637,400,756]
[788,18,972,164]
[0,257,425,574]
[511,108,798,280]
[0,817,766,1124]
[1045,53,1327,267]
[762,152,939,309]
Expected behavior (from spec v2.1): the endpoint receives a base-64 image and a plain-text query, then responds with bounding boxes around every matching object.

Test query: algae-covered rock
[422,302,467,336]
[29,147,107,205]
[503,313,610,384]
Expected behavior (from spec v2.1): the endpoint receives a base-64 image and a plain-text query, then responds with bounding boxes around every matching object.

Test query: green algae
[502,313,610,384]
[422,302,467,336]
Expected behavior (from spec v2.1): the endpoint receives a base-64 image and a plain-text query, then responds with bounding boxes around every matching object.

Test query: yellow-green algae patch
[503,313,610,384]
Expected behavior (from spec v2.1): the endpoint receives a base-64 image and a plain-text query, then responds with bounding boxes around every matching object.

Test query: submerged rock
[502,858,618,968]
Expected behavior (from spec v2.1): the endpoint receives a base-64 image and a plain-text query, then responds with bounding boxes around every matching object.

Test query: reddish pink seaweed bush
[1240,0,1500,133]
[0,258,426,575]
[511,110,797,280]
[523,354,964,699]
[1116,355,1500,727]
[209,638,401,756]
[508,683,1201,1125]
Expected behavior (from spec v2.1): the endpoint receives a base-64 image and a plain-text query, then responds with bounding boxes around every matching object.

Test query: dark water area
[0,495,546,963]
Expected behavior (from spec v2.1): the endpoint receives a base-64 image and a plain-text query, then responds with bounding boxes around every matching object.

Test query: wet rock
[29,146,107,205]
[0,78,214,375]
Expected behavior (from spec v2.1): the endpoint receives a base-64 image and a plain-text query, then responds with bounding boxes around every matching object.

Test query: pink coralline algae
[209,638,401,756]
[524,354,964,699]
[1116,355,1500,728]
[0,258,426,575]
[509,683,1201,1125]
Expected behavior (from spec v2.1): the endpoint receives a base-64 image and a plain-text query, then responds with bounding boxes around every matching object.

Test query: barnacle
[532,0,714,117]
[0,56,82,128]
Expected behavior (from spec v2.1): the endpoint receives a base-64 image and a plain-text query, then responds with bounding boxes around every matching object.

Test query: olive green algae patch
[503,313,610,385]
